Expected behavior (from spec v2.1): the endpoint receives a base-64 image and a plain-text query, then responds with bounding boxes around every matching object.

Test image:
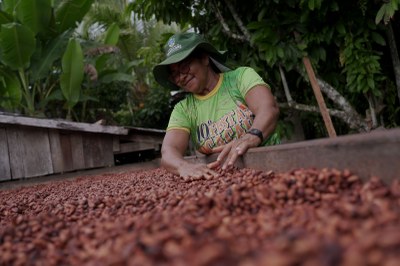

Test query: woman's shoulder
[173,93,195,109]
[225,66,257,76]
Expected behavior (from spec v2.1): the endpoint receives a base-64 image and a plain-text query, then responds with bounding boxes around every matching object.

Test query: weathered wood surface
[6,125,54,179]
[83,133,114,169]
[187,128,400,183]
[0,117,168,180]
[117,126,165,154]
[114,142,159,154]
[1,124,116,180]
[49,131,87,173]
[0,127,11,181]
[121,127,165,143]
[0,114,128,135]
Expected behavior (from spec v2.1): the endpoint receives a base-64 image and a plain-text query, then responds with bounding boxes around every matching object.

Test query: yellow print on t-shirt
[197,102,254,154]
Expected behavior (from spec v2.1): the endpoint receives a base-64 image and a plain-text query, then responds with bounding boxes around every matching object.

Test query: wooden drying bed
[0,114,165,181]
[188,128,400,183]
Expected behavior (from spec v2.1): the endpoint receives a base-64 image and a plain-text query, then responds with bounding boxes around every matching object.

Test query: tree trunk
[386,21,400,104]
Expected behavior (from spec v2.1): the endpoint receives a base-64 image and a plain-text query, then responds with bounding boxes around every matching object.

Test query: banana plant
[61,38,84,119]
[0,0,94,117]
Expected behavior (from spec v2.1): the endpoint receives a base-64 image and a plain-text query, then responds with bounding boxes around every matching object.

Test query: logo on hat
[168,37,175,47]
[166,37,182,57]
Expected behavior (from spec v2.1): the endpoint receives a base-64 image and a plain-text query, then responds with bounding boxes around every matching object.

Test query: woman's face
[169,54,209,95]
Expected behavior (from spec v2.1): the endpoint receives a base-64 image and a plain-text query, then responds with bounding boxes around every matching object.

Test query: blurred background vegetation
[0,0,399,142]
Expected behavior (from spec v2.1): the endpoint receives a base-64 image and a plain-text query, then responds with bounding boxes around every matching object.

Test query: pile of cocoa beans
[1,167,400,266]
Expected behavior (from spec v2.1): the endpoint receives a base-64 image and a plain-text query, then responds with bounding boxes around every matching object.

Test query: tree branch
[222,0,252,42]
[279,64,294,104]
[316,78,370,132]
[211,1,247,42]
[278,102,366,131]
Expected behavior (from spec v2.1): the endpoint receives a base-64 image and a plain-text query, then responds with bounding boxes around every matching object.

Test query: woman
[153,32,279,180]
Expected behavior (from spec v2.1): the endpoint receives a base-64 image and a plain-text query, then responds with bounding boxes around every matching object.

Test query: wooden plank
[7,125,53,179]
[113,136,120,152]
[120,134,164,144]
[121,127,165,143]
[70,133,85,170]
[302,56,337,137]
[59,132,74,172]
[114,142,157,154]
[50,131,86,172]
[83,133,114,169]
[0,127,11,181]
[20,127,53,178]
[0,114,128,135]
[7,126,26,179]
[48,129,64,173]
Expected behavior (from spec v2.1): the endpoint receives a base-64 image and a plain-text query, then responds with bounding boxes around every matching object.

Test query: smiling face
[169,52,217,96]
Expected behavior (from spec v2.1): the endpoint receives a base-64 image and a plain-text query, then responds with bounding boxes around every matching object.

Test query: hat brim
[153,42,228,91]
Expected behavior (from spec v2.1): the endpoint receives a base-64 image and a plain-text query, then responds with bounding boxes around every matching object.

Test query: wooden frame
[0,114,128,181]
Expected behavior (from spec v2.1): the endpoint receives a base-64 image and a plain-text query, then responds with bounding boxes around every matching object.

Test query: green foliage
[267,120,294,145]
[131,85,170,129]
[375,0,399,24]
[14,0,53,36]
[0,67,21,110]
[30,30,72,81]
[55,0,95,32]
[341,30,384,97]
[0,0,94,117]
[71,1,181,128]
[60,38,84,116]
[0,23,36,70]
[103,23,120,45]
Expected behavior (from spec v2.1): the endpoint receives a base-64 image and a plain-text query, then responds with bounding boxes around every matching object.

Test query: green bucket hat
[153,32,229,91]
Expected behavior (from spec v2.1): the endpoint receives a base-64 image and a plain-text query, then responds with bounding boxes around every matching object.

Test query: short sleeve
[166,101,191,133]
[236,67,269,98]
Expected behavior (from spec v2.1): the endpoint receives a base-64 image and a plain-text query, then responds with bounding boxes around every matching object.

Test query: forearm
[245,84,280,141]
[161,149,190,176]
[251,104,279,140]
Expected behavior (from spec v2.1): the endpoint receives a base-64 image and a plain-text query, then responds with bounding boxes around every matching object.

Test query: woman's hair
[190,49,222,73]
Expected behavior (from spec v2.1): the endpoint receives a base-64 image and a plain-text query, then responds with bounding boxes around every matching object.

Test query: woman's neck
[200,70,220,96]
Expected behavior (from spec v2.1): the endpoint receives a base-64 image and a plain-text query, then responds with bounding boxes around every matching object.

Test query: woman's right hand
[177,162,219,181]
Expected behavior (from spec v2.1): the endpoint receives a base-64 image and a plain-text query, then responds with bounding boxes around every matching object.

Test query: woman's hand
[208,133,261,170]
[178,161,220,181]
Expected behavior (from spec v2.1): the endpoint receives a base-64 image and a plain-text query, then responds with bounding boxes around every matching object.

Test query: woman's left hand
[208,133,261,170]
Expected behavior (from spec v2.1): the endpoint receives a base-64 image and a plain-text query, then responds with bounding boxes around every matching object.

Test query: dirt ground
[0,159,161,191]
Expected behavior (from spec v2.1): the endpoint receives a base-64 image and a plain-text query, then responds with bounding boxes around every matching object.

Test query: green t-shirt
[167,67,270,154]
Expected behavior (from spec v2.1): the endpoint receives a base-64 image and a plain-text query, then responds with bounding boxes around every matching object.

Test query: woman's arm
[210,84,279,169]
[161,129,219,180]
[245,84,280,141]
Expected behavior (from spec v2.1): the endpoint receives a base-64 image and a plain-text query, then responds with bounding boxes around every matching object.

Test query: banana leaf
[55,0,95,33]
[15,0,52,35]
[0,10,13,25]
[60,38,83,109]
[0,68,22,109]
[30,30,73,81]
[0,23,36,70]
[104,23,120,45]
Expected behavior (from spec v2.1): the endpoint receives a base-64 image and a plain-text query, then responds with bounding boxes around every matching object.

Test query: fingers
[210,145,225,153]
[222,147,240,170]
[179,164,219,182]
[180,135,257,180]
[207,161,220,169]
[217,138,253,170]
